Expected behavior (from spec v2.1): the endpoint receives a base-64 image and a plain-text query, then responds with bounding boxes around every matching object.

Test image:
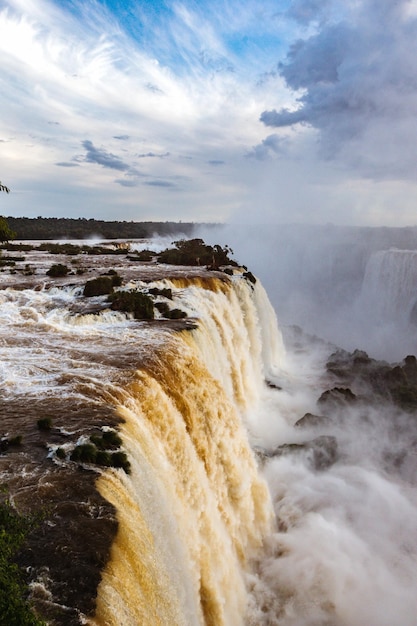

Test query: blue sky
[1,0,417,225]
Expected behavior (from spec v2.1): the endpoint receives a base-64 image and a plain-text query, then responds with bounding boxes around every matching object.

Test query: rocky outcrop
[255,435,338,471]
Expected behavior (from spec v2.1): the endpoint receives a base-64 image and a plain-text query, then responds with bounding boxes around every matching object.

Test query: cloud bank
[261,0,417,181]
[1,0,417,225]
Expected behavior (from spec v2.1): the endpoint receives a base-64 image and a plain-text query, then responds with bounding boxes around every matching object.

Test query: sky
[1,0,417,225]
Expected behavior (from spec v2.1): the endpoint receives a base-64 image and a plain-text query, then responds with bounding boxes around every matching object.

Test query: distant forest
[4,217,209,240]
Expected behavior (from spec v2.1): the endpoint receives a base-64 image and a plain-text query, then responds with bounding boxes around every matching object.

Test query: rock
[318,387,357,407]
[256,435,338,471]
[294,412,329,428]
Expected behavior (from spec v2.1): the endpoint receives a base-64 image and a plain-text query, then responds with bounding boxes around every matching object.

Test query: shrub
[95,451,112,467]
[157,239,237,268]
[37,418,52,431]
[39,243,81,255]
[167,308,187,319]
[83,276,114,297]
[55,447,66,460]
[0,500,46,626]
[70,444,97,463]
[90,431,121,450]
[110,451,131,474]
[136,249,156,261]
[154,301,170,316]
[148,287,172,299]
[102,430,122,448]
[108,291,154,319]
[46,264,69,277]
[8,436,22,447]
[109,273,122,287]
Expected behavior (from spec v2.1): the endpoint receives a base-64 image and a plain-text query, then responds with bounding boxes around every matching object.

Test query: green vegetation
[37,418,52,431]
[83,276,115,297]
[55,447,66,460]
[69,430,131,473]
[46,263,69,277]
[148,287,172,299]
[0,243,33,252]
[0,217,15,244]
[108,290,154,319]
[131,249,156,261]
[0,499,46,626]
[0,435,23,454]
[109,451,131,472]
[8,436,22,447]
[102,270,122,286]
[90,430,122,450]
[4,217,197,240]
[70,444,97,464]
[158,238,236,268]
[39,242,82,255]
[153,301,187,319]
[167,308,187,319]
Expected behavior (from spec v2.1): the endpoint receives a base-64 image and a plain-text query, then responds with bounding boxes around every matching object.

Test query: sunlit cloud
[0,0,417,225]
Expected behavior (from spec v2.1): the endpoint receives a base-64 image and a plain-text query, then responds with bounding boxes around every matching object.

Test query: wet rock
[318,387,357,407]
[325,347,417,411]
[294,412,329,428]
[256,435,338,471]
[265,379,282,390]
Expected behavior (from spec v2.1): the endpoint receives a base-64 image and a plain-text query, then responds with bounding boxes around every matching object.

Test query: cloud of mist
[245,331,417,625]
[198,222,417,361]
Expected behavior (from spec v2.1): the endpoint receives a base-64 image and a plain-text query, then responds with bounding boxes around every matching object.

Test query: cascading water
[90,276,281,626]
[0,256,284,626]
[2,244,417,626]
[358,248,417,324]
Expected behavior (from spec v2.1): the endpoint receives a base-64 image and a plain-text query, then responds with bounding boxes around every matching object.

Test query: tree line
[3,217,199,240]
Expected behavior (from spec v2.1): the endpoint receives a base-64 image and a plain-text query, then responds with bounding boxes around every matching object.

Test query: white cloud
[1,0,417,226]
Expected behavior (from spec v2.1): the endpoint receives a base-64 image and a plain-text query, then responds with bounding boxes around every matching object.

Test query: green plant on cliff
[108,290,154,319]
[0,499,46,626]
[157,238,236,268]
[0,183,16,244]
[46,263,69,277]
[83,276,115,297]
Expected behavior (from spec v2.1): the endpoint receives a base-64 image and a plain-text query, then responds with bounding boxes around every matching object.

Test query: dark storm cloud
[113,135,130,141]
[82,140,130,171]
[261,0,417,178]
[207,160,225,166]
[55,162,80,167]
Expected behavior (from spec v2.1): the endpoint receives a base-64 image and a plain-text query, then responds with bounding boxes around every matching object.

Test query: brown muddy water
[0,243,225,625]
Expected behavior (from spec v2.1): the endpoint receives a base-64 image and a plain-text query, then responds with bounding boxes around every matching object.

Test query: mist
[197,221,417,624]
[242,326,417,625]
[198,222,417,362]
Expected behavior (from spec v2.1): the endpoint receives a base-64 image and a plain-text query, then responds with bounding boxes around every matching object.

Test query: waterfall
[85,275,285,626]
[358,249,417,324]
[3,245,417,626]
